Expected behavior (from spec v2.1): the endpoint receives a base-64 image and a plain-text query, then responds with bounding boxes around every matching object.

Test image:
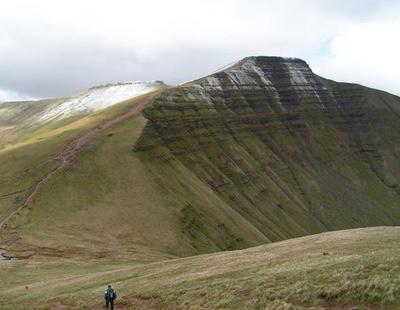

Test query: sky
[0,0,399,101]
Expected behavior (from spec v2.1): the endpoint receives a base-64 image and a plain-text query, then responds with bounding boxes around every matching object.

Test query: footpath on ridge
[0,91,161,255]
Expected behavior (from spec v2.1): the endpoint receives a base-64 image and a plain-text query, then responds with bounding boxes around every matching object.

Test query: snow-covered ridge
[39,81,164,122]
[184,56,316,107]
[183,56,311,90]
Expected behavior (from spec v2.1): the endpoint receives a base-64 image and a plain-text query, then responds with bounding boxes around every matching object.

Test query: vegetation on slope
[134,56,400,243]
[0,57,399,309]
[0,227,399,309]
[0,55,399,262]
[0,88,264,260]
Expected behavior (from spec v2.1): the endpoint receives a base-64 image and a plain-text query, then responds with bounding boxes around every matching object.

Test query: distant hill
[0,80,164,148]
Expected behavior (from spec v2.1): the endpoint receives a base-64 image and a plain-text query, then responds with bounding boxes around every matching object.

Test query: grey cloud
[0,0,399,100]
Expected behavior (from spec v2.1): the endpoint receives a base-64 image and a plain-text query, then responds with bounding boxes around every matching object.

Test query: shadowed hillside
[135,56,400,243]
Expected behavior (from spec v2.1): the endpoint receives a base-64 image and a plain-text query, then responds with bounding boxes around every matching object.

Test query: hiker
[104,284,117,310]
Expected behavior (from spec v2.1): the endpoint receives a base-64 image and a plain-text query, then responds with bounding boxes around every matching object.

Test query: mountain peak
[191,55,313,88]
[88,80,165,91]
[241,55,308,65]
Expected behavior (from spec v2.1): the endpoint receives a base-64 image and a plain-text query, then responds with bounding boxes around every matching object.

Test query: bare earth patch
[90,297,161,310]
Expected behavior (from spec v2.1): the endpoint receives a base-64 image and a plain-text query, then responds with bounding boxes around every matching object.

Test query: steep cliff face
[135,56,400,242]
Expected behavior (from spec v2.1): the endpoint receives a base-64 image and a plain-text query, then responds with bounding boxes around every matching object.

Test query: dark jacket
[104,287,117,300]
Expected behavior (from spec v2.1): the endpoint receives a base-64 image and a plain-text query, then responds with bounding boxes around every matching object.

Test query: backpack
[105,288,117,300]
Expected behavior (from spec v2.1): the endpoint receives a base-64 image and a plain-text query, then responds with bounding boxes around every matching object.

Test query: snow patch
[39,81,163,122]
[227,71,255,86]
[209,59,242,75]
[205,76,222,87]
[178,59,242,86]
[236,60,272,85]
[192,85,216,106]
[286,63,308,85]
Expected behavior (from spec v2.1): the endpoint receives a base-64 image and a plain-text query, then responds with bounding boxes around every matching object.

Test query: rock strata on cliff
[135,56,400,242]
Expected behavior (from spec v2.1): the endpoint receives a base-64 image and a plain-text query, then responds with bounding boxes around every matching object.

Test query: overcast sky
[1,0,399,101]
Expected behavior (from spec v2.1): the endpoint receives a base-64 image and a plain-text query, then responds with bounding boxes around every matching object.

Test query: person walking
[104,284,117,309]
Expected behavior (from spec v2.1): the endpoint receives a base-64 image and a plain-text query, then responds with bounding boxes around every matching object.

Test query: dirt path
[0,92,159,233]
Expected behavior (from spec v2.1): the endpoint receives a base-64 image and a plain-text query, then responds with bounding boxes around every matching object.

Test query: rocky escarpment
[135,56,400,242]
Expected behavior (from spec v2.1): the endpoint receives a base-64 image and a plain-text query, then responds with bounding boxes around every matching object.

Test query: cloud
[0,88,34,102]
[0,0,399,100]
[0,89,20,102]
[314,20,400,95]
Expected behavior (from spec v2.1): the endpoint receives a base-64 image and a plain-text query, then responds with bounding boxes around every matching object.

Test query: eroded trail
[0,92,159,232]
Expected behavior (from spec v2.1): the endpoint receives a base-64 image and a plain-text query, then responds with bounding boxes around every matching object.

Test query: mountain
[0,56,399,260]
[1,55,400,309]
[134,56,400,241]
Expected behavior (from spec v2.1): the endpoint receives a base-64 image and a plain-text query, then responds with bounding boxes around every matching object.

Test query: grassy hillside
[0,89,265,260]
[0,56,398,264]
[0,227,399,309]
[0,57,399,309]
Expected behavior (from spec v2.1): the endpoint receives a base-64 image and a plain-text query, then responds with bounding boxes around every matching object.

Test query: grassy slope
[0,227,399,309]
[1,61,400,260]
[1,90,265,260]
[0,94,165,254]
[0,60,398,309]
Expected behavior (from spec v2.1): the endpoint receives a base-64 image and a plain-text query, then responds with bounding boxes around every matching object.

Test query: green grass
[135,81,400,244]
[0,58,399,309]
[2,64,400,261]
[1,89,266,260]
[0,227,399,309]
